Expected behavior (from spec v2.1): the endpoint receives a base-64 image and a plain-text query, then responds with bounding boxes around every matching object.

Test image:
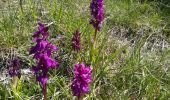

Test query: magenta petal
[71,63,92,96]
[39,41,48,49]
[90,0,104,30]
[71,30,81,51]
[32,66,39,74]
[41,55,57,68]
[37,76,48,86]
[49,44,58,51]
[45,57,53,67]
[51,61,59,68]
[82,67,91,74]
[30,22,59,89]
[82,84,89,93]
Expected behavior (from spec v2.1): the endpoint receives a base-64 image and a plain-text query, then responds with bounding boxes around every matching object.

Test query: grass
[0,0,170,99]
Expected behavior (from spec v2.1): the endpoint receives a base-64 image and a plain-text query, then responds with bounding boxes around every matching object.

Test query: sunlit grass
[0,0,170,99]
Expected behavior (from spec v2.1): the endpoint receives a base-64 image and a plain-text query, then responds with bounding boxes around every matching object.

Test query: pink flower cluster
[90,0,104,31]
[71,30,81,51]
[71,63,92,96]
[30,22,59,86]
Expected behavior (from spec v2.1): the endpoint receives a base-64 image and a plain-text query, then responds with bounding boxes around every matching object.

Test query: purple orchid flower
[72,30,81,51]
[30,22,59,87]
[71,63,92,97]
[90,0,104,31]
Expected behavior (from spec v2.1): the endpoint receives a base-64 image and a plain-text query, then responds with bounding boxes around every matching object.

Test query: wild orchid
[72,30,81,51]
[8,57,21,89]
[30,22,59,100]
[90,0,104,31]
[90,0,104,42]
[71,63,92,100]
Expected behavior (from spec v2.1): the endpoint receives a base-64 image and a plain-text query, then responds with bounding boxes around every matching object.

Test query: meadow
[0,0,170,99]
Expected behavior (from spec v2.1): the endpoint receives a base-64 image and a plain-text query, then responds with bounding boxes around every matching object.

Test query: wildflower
[33,22,49,42]
[90,0,104,31]
[71,63,92,97]
[8,57,21,89]
[71,30,81,51]
[8,58,21,77]
[30,22,59,87]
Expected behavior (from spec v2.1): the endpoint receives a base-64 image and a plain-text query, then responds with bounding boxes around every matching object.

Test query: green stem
[12,76,18,89]
[92,28,98,75]
[90,28,98,62]
[43,84,47,100]
[78,93,84,100]
[19,0,23,13]
[93,28,98,47]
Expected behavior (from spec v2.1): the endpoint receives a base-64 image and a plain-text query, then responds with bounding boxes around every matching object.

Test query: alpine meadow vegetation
[0,0,170,100]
